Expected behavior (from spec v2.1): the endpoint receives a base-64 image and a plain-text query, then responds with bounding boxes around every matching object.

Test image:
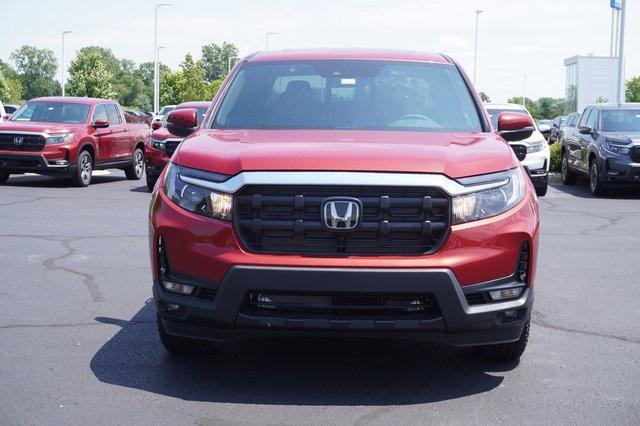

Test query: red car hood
[173,130,518,179]
[0,121,84,134]
[151,128,174,139]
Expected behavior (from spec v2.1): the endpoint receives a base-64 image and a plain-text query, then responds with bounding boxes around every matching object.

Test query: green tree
[0,59,23,103]
[201,42,239,81]
[595,96,608,104]
[66,50,116,99]
[507,96,538,117]
[479,92,491,102]
[177,53,209,101]
[10,45,58,99]
[626,76,640,102]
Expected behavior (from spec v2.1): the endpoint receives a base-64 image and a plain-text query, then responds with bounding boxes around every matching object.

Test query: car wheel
[535,184,548,197]
[561,152,577,185]
[157,314,209,355]
[589,159,606,196]
[0,170,9,184]
[70,151,93,187]
[473,320,530,361]
[125,148,144,180]
[146,173,158,191]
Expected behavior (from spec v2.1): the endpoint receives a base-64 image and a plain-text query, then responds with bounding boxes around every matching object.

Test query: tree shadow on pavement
[4,173,127,188]
[90,301,516,406]
[550,181,640,200]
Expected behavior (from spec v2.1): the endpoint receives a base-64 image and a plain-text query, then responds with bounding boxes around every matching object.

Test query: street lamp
[61,30,74,97]
[156,46,167,105]
[265,32,279,51]
[154,0,171,115]
[473,10,483,88]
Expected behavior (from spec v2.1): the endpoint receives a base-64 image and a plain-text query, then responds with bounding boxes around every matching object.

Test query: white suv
[486,103,550,196]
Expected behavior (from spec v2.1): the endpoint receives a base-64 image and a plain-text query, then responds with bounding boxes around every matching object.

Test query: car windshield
[601,109,640,132]
[161,106,208,127]
[159,106,175,115]
[213,60,482,132]
[10,101,90,124]
[486,108,527,129]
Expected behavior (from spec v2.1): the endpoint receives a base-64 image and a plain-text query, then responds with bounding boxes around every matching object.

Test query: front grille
[234,185,450,255]
[510,144,527,161]
[164,140,181,157]
[0,134,46,152]
[0,156,41,168]
[243,292,440,319]
[631,146,640,163]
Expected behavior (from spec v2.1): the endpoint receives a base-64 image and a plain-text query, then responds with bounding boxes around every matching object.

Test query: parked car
[486,103,550,196]
[145,101,210,190]
[0,101,6,120]
[558,111,582,153]
[548,115,567,144]
[561,103,640,195]
[0,97,150,186]
[536,119,552,141]
[149,49,539,361]
[155,105,176,123]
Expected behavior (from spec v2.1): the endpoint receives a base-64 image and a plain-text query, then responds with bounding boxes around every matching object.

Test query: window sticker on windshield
[340,78,356,85]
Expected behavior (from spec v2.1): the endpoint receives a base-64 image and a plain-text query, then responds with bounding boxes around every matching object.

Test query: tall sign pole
[615,0,626,104]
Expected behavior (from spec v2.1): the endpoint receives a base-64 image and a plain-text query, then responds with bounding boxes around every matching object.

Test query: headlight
[45,133,74,144]
[602,139,630,155]
[151,137,166,150]
[163,163,232,220]
[453,167,526,225]
[526,141,546,154]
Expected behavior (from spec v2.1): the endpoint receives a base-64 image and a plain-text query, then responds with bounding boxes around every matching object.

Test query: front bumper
[155,267,532,346]
[0,153,76,175]
[600,153,640,184]
[145,147,170,178]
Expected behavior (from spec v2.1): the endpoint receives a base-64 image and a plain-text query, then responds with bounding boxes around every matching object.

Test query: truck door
[105,104,131,159]
[91,104,115,163]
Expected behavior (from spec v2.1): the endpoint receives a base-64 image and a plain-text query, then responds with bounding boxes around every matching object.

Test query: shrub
[549,142,562,172]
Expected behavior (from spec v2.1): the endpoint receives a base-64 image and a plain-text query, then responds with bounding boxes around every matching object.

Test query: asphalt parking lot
[0,172,639,425]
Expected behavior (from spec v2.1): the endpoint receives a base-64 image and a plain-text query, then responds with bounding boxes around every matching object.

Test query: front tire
[473,320,530,361]
[125,147,144,180]
[561,151,577,185]
[0,170,9,184]
[589,159,606,196]
[535,184,548,197]
[70,151,93,187]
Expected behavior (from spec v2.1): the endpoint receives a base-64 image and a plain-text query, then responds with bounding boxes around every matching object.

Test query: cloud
[439,35,471,47]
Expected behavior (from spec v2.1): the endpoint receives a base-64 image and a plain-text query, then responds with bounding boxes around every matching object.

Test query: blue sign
[611,0,622,10]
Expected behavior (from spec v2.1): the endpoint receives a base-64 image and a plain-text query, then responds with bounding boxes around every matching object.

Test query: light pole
[61,30,73,97]
[156,46,166,105]
[616,0,626,104]
[154,0,171,115]
[265,32,279,51]
[473,10,483,88]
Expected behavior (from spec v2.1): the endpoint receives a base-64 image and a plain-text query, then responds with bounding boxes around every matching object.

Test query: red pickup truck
[150,49,539,361]
[0,97,150,186]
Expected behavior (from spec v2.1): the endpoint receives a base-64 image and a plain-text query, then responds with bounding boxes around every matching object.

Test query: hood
[0,121,84,134]
[172,130,518,179]
[151,127,174,140]
[600,131,640,144]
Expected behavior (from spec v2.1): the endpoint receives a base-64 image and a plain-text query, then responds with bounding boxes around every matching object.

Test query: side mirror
[92,119,110,128]
[167,108,198,138]
[151,120,162,131]
[578,125,593,135]
[498,112,535,142]
[538,124,551,133]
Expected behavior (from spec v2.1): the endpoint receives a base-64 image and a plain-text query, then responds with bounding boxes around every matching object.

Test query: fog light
[489,287,524,301]
[166,303,181,312]
[503,309,518,319]
[253,294,275,309]
[162,280,194,295]
[54,160,68,166]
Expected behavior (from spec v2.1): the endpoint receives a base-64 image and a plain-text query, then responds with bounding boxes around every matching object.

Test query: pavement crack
[532,310,639,345]
[0,196,49,207]
[42,238,105,303]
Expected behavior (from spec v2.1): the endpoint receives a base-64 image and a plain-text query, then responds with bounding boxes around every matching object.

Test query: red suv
[145,101,210,190]
[149,50,539,361]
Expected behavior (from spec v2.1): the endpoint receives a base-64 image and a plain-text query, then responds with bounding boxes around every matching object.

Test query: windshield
[601,109,640,132]
[213,60,482,132]
[10,101,90,124]
[161,106,208,127]
[486,108,528,129]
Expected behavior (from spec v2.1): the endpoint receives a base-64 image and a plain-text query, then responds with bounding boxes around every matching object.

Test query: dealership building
[564,55,619,113]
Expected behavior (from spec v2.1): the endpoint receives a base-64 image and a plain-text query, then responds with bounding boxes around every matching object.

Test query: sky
[1,0,639,103]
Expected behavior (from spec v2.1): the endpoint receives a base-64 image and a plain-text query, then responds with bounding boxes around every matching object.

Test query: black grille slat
[234,184,450,255]
[164,140,181,156]
[631,146,640,163]
[0,134,46,152]
[510,144,527,161]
